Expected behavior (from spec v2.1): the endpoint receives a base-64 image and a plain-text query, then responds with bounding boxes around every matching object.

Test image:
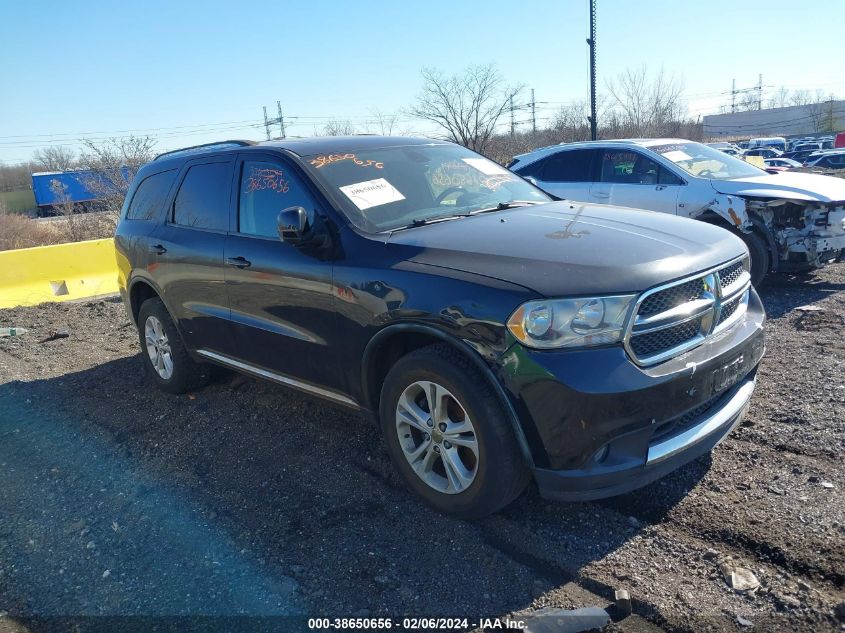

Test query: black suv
[115,136,765,518]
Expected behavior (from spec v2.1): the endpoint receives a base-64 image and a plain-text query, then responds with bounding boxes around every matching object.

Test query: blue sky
[1,0,843,163]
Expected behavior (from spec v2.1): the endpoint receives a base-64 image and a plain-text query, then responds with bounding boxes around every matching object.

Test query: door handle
[149,244,167,255]
[226,256,252,269]
[593,192,610,199]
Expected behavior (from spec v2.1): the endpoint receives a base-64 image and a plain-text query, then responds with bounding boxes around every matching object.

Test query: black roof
[154,135,446,162]
[141,135,449,179]
[258,135,446,156]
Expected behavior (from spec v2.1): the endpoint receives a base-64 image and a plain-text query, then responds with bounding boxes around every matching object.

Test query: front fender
[361,322,536,468]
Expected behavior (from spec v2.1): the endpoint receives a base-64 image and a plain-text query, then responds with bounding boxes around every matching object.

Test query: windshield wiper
[388,213,469,233]
[469,200,543,215]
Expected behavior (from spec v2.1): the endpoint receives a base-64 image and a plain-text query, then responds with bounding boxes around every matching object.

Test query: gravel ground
[0,265,844,632]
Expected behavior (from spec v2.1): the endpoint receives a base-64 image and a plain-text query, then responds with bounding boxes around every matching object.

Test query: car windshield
[647,141,767,180]
[302,143,551,232]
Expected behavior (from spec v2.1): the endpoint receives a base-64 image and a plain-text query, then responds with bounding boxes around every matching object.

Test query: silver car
[509,139,845,285]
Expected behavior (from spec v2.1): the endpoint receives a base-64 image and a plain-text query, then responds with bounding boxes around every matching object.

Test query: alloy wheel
[395,380,479,494]
[144,315,174,380]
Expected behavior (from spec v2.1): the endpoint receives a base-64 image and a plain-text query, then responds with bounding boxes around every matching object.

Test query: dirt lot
[1,266,843,632]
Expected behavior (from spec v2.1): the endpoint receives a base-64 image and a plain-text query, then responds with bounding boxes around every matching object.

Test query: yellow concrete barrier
[0,238,119,309]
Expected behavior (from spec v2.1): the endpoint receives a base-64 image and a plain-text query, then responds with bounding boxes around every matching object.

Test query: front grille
[638,278,707,317]
[629,317,703,358]
[626,257,750,365]
[717,293,742,326]
[717,261,744,289]
[651,392,724,444]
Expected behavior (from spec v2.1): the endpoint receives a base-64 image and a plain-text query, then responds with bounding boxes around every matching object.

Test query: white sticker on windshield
[339,178,405,210]
[661,150,693,162]
[461,158,510,176]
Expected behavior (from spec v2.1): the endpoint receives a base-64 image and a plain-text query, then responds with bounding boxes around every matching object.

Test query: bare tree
[33,146,77,172]
[410,64,521,153]
[364,109,400,136]
[48,179,87,242]
[766,86,791,109]
[605,66,686,137]
[735,91,761,112]
[77,135,156,227]
[315,119,357,136]
[0,161,38,194]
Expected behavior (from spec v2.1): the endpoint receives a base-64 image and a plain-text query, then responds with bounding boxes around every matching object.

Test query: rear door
[222,153,342,392]
[148,157,236,355]
[530,148,599,202]
[589,149,681,214]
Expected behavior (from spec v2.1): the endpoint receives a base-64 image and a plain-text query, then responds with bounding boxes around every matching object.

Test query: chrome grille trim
[624,255,750,366]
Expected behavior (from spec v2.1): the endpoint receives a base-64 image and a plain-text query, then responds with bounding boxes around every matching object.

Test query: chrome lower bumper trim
[647,377,755,465]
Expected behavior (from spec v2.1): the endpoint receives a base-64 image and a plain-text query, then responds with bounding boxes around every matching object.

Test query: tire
[738,230,770,287]
[137,297,210,394]
[379,343,530,519]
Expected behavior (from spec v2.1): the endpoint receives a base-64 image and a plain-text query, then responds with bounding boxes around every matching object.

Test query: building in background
[703,100,845,139]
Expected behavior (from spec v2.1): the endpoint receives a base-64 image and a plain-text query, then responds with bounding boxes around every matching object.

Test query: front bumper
[496,289,765,500]
[533,376,754,501]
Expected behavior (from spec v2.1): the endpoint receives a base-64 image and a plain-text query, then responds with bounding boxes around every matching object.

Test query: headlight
[507,295,636,349]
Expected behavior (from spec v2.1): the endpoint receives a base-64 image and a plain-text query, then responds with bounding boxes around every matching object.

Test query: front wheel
[738,230,771,287]
[379,344,530,519]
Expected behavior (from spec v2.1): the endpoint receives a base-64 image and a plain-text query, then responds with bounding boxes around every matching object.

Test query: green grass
[0,189,37,214]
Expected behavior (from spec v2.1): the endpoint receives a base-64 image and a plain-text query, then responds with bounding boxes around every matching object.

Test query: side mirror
[278,206,308,243]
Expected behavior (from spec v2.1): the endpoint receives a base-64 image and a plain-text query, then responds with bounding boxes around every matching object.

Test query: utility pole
[587,0,598,140]
[262,102,286,139]
[277,100,286,139]
[510,95,515,136]
[531,88,537,134]
[757,74,763,111]
[263,106,271,140]
[731,78,736,113]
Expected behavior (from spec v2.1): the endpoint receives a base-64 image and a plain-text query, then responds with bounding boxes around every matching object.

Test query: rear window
[125,170,176,221]
[173,162,232,231]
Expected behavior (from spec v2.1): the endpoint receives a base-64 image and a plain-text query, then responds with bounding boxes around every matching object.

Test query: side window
[599,151,661,185]
[512,157,544,179]
[541,149,597,182]
[125,170,176,220]
[658,165,683,185]
[238,161,317,238]
[173,162,231,231]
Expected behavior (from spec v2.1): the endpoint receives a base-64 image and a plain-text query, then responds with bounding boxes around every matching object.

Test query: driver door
[222,153,341,391]
[589,149,682,215]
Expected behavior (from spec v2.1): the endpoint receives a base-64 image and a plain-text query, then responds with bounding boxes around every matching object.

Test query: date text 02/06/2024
[307,616,527,630]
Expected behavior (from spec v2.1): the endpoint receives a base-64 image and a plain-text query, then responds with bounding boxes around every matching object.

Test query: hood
[709,172,845,203]
[386,202,746,297]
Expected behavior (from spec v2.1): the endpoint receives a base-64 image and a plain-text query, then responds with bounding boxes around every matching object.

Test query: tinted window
[173,162,231,231]
[125,170,176,220]
[599,150,663,184]
[239,161,317,238]
[658,166,683,185]
[541,149,597,182]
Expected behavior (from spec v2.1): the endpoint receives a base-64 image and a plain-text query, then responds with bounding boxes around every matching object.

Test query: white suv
[509,139,845,285]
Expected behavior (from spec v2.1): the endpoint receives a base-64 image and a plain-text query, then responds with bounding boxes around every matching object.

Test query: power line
[0,118,263,141]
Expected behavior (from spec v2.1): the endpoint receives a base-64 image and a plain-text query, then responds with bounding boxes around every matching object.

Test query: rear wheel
[137,297,209,394]
[379,344,529,519]
[738,230,770,287]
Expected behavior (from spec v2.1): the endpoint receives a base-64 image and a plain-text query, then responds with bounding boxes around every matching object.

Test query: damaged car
[509,139,845,285]
[116,136,765,518]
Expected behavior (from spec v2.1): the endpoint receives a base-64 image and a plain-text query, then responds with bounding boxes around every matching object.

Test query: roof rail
[154,140,256,161]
